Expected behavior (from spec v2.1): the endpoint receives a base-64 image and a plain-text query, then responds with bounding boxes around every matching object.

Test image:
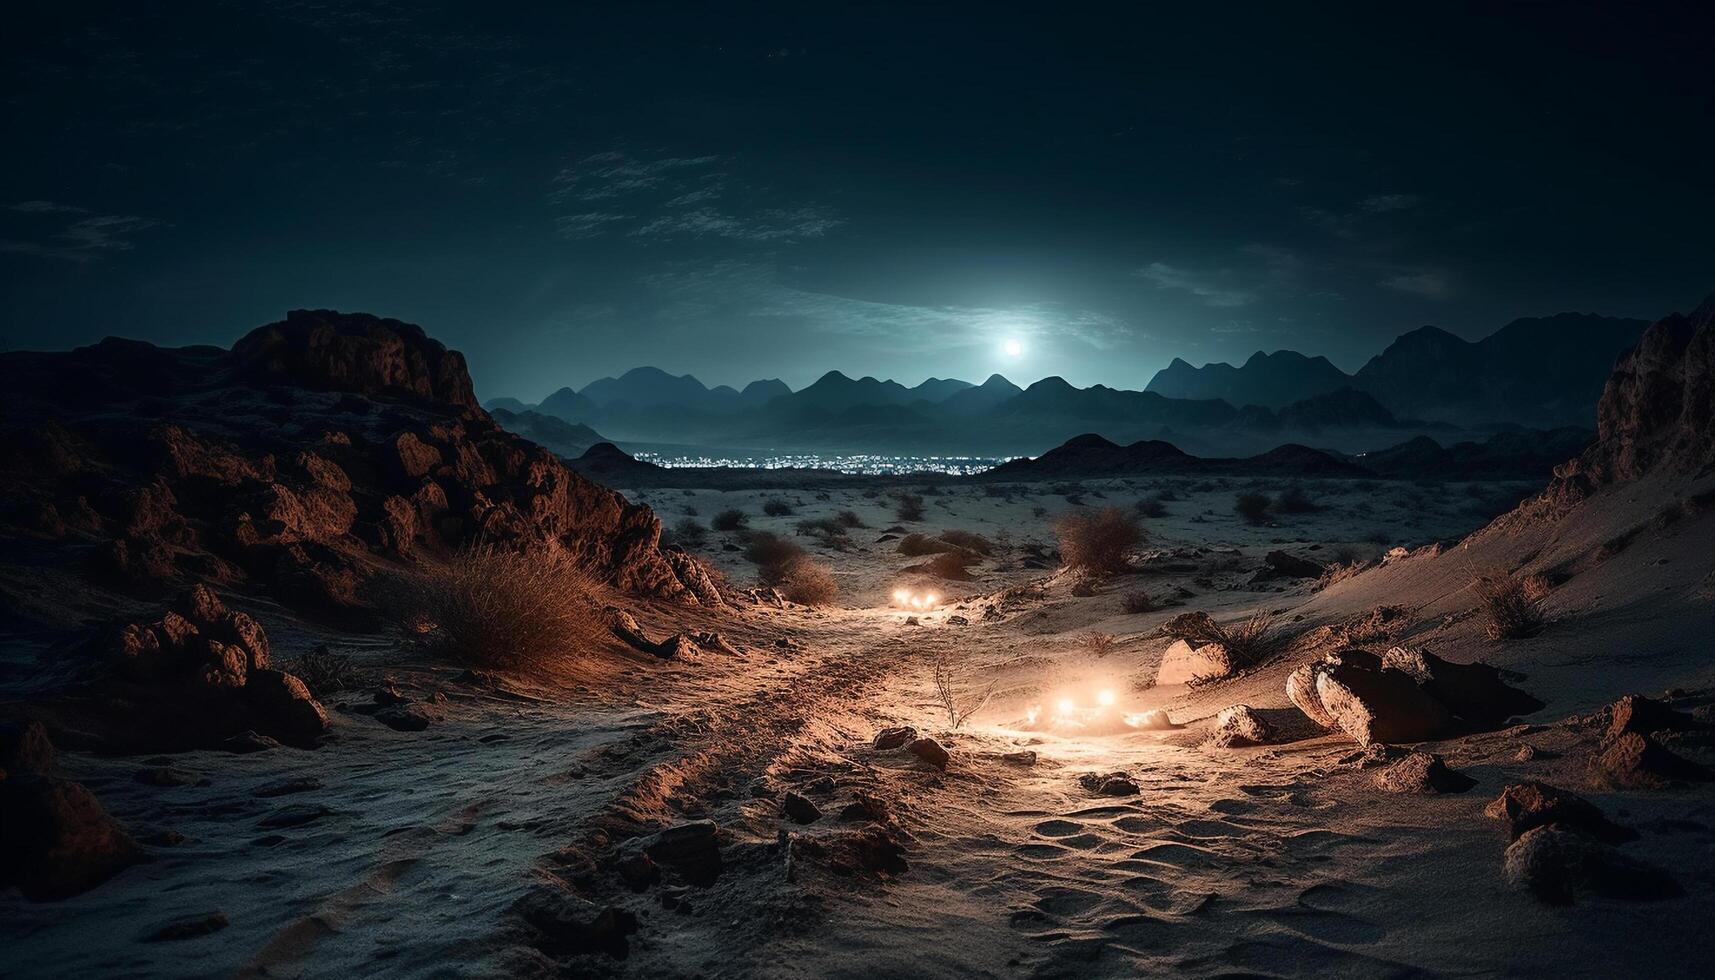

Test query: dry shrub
[1316,559,1368,590]
[763,498,795,517]
[405,544,606,669]
[1161,610,1278,666]
[712,508,748,531]
[287,646,361,697]
[1521,573,1553,602]
[1275,486,1319,514]
[672,517,708,548]
[898,532,960,556]
[1234,493,1271,525]
[918,550,976,580]
[795,517,850,548]
[1121,590,1155,614]
[1476,572,1544,640]
[1134,498,1167,518]
[778,556,839,606]
[1053,507,1144,576]
[938,529,994,555]
[1078,631,1117,657]
[930,651,994,729]
[745,531,806,584]
[835,509,866,528]
[895,493,926,522]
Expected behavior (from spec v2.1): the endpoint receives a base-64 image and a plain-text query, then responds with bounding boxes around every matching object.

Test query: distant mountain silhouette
[739,378,791,408]
[1146,350,1351,408]
[941,374,1023,415]
[484,395,532,413]
[538,386,598,422]
[1351,313,1648,427]
[981,433,1370,479]
[488,408,608,459]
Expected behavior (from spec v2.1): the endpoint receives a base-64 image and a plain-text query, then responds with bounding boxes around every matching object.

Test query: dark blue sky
[4,2,1712,400]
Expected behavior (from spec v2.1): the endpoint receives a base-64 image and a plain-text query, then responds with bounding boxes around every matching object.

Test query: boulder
[1001,750,1038,766]
[1206,704,1274,748]
[1264,550,1324,578]
[1134,709,1175,730]
[0,774,142,901]
[781,791,822,825]
[1315,662,1451,745]
[514,886,637,957]
[1483,781,1635,843]
[1373,751,1475,793]
[906,737,950,769]
[1592,732,1712,789]
[1078,772,1140,796]
[1503,824,1681,905]
[1155,639,1237,686]
[243,670,332,748]
[1381,646,1541,727]
[1287,662,1336,729]
[0,719,54,774]
[872,726,917,750]
[1605,693,1701,741]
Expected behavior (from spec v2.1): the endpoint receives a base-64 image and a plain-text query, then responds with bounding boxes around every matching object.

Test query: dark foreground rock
[0,774,142,901]
[515,886,637,958]
[1503,825,1680,905]
[1315,661,1453,745]
[1484,781,1636,844]
[1381,646,1543,727]
[1373,751,1475,794]
[1592,731,1712,788]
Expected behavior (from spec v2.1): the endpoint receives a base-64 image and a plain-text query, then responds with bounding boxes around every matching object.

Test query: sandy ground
[8,474,1715,978]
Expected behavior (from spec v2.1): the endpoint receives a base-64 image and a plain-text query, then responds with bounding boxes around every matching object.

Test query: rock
[906,737,950,769]
[243,670,331,747]
[1001,750,1038,766]
[229,308,481,410]
[1381,646,1542,727]
[1373,751,1475,793]
[0,774,142,901]
[872,726,917,750]
[651,632,699,659]
[782,791,823,825]
[221,731,281,754]
[1078,772,1140,796]
[1134,709,1175,730]
[0,720,54,774]
[1605,693,1701,741]
[1206,704,1274,748]
[372,685,409,707]
[839,792,890,823]
[374,702,434,732]
[1592,731,1712,789]
[257,803,332,829]
[614,850,659,891]
[1341,742,1407,769]
[641,820,720,866]
[1314,663,1452,745]
[1503,824,1681,905]
[1264,550,1324,578]
[143,911,229,942]
[1484,781,1636,843]
[1287,663,1336,729]
[1155,639,1237,686]
[134,766,203,787]
[514,886,638,957]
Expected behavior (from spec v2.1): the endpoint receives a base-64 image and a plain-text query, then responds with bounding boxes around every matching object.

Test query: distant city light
[631,452,1018,476]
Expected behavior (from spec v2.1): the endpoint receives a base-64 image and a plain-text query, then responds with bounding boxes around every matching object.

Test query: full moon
[1002,338,1024,358]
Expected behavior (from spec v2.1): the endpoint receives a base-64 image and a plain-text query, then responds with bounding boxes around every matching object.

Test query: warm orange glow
[1096,689,1116,707]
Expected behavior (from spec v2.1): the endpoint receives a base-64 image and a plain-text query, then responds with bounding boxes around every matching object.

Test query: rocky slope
[0,309,717,620]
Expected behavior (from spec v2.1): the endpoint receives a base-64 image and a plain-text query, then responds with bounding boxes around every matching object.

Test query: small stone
[143,911,229,942]
[374,702,434,732]
[872,726,917,750]
[1373,751,1475,794]
[514,886,637,957]
[906,737,950,769]
[1593,731,1712,789]
[1606,694,1700,742]
[1206,704,1274,748]
[1078,771,1139,796]
[782,791,822,824]
[1001,750,1038,766]
[1484,781,1635,843]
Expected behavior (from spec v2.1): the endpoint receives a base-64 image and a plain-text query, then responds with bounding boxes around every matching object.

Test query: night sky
[4,2,1712,400]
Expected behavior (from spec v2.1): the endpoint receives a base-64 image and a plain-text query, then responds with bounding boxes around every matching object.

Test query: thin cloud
[1379,269,1454,299]
[1,201,159,262]
[1135,262,1254,307]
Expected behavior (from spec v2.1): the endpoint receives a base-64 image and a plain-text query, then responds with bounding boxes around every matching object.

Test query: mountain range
[488,311,1648,456]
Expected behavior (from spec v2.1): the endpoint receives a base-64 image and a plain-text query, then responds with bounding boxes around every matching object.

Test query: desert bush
[1134,498,1167,518]
[938,529,994,555]
[1521,573,1553,601]
[287,646,361,697]
[1316,559,1368,589]
[672,517,709,548]
[1031,505,1048,518]
[1476,572,1544,639]
[405,544,606,669]
[1078,631,1117,657]
[1275,486,1318,514]
[930,651,994,729]
[712,508,748,532]
[1121,590,1155,614]
[745,531,806,583]
[763,498,795,517]
[778,556,839,605]
[1160,609,1278,666]
[1234,492,1271,525]
[1053,506,1145,576]
[795,517,851,548]
[895,493,926,522]
[919,550,976,580]
[835,509,866,528]
[683,505,699,517]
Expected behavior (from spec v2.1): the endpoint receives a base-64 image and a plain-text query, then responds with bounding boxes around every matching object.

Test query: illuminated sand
[14,474,1715,977]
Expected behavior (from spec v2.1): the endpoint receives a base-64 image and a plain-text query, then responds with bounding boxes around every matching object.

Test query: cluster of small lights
[632,452,1017,475]
[1025,688,1119,726]
[891,588,941,610]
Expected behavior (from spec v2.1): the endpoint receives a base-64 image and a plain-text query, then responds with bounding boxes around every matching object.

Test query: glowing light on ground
[890,588,942,611]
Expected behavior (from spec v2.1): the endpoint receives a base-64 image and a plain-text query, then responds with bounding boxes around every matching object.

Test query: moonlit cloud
[1,202,159,262]
[1135,262,1255,307]
[1379,269,1455,299]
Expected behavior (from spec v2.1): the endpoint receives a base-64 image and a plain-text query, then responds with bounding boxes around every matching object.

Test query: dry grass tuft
[763,498,795,517]
[1316,559,1369,590]
[930,651,995,729]
[1121,590,1155,614]
[1160,609,1279,666]
[402,544,607,669]
[895,493,926,522]
[1234,492,1271,525]
[1475,571,1545,640]
[778,557,839,606]
[711,508,748,532]
[1078,631,1117,657]
[1054,506,1145,577]
[287,646,361,697]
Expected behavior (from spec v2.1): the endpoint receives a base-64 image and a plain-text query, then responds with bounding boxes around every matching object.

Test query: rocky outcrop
[0,311,721,626]
[1290,647,1539,745]
[1,765,141,900]
[1314,660,1453,746]
[1155,639,1238,686]
[1548,292,1715,502]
